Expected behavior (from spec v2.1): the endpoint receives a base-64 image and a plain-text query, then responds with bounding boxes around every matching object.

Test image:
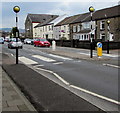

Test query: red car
[34,38,50,47]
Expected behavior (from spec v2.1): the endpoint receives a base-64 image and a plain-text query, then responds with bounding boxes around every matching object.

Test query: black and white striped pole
[89,6,94,58]
[106,20,110,54]
[13,6,20,64]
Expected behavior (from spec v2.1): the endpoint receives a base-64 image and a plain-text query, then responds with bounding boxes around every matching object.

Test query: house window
[73,26,77,33]
[84,35,86,40]
[49,26,51,31]
[100,21,105,30]
[64,26,66,32]
[77,25,80,32]
[82,35,84,40]
[100,33,105,40]
[82,22,90,30]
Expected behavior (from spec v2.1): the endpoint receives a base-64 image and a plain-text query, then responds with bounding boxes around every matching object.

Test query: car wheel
[20,46,23,49]
[34,44,36,47]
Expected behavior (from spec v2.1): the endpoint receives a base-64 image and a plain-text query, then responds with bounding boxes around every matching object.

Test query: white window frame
[73,26,77,33]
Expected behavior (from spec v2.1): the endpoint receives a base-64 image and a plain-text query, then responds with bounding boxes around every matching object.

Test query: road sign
[97,42,102,57]
[97,42,102,48]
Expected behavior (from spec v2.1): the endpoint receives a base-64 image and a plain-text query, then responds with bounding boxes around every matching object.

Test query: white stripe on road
[33,65,44,67]
[103,63,120,68]
[32,55,56,62]
[70,85,120,105]
[49,54,72,60]
[19,57,38,65]
[36,67,69,85]
[53,62,63,65]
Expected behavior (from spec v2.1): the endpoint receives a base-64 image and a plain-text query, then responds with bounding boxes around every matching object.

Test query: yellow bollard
[97,42,102,57]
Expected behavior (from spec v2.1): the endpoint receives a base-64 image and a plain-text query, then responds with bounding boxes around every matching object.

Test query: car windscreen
[39,39,47,41]
[11,38,21,42]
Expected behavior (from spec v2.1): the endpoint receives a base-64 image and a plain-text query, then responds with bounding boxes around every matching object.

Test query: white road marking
[49,54,72,60]
[53,72,69,85]
[70,85,120,105]
[11,53,14,57]
[102,53,119,58]
[32,55,56,62]
[78,52,119,58]
[19,57,38,65]
[78,52,96,56]
[103,63,120,68]
[33,65,44,67]
[35,67,69,85]
[53,62,63,65]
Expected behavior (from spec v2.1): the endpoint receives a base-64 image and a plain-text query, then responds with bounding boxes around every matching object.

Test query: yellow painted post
[97,42,102,57]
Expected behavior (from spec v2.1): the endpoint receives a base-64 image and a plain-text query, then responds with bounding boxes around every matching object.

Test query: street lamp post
[106,20,110,54]
[89,6,95,58]
[13,6,20,64]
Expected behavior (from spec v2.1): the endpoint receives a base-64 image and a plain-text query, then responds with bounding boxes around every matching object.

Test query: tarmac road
[2,43,119,111]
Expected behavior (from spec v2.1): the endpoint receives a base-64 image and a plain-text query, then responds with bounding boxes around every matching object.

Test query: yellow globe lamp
[13,6,20,13]
[89,6,94,12]
[107,20,110,24]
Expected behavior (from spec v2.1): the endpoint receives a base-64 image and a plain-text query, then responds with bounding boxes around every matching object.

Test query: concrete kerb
[38,48,110,61]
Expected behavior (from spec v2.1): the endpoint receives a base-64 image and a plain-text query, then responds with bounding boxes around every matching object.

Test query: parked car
[31,39,37,45]
[8,38,23,49]
[34,38,50,47]
[5,37,10,42]
[24,38,32,44]
[0,37,4,44]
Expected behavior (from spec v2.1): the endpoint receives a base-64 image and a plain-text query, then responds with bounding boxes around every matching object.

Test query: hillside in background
[0,28,25,33]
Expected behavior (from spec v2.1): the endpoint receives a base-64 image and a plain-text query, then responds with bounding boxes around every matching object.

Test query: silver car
[8,38,23,49]
[24,38,32,44]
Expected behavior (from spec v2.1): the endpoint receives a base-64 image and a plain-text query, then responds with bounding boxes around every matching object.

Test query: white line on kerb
[103,63,120,68]
[70,85,120,105]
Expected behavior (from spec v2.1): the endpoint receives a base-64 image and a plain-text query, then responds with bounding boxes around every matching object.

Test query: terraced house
[54,14,81,40]
[25,5,120,42]
[69,5,120,42]
[34,14,67,39]
[25,14,58,38]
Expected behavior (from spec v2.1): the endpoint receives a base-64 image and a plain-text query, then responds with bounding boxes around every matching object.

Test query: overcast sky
[1,0,119,29]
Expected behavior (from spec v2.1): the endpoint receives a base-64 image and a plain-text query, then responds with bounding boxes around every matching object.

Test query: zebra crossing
[19,54,73,65]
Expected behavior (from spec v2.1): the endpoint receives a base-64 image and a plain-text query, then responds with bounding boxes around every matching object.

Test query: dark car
[34,38,50,47]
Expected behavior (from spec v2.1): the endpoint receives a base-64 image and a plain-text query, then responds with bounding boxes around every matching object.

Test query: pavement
[2,46,119,112]
[38,46,120,61]
[1,66,37,112]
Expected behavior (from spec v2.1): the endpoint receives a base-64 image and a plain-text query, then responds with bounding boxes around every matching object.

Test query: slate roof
[73,5,120,23]
[55,14,81,26]
[92,5,120,20]
[27,14,58,23]
[55,5,120,26]
[34,16,59,28]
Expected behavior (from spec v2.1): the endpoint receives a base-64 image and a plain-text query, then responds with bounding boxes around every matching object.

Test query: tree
[11,27,19,38]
